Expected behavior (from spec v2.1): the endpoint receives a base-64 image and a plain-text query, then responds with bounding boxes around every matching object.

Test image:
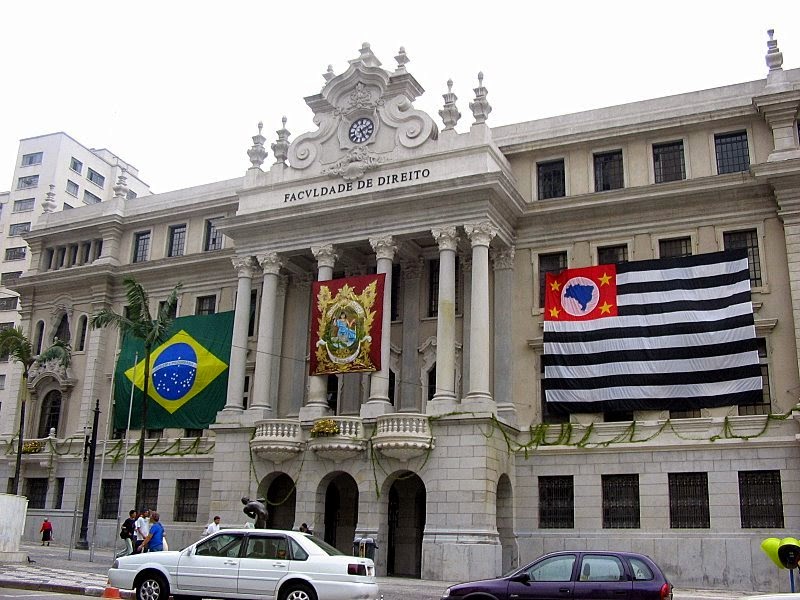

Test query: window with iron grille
[53,477,65,509]
[724,229,762,287]
[659,237,692,258]
[204,218,224,251]
[133,231,150,263]
[669,472,710,528]
[5,247,26,261]
[739,338,771,416]
[0,297,17,310]
[196,295,216,315]
[9,222,31,236]
[538,252,568,308]
[140,479,160,511]
[427,258,462,317]
[597,245,628,265]
[715,131,750,174]
[22,152,43,166]
[537,159,566,199]
[174,479,200,522]
[653,141,685,183]
[168,224,187,257]
[539,476,574,528]
[670,407,701,419]
[13,198,34,212]
[17,175,39,190]
[24,478,48,509]
[594,150,624,191]
[99,479,121,519]
[70,157,83,174]
[602,474,640,528]
[87,168,105,188]
[739,470,784,528]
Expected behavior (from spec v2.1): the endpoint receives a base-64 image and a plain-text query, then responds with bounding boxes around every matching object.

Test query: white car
[108,528,379,600]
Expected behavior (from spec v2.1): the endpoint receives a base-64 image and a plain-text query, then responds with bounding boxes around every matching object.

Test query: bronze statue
[241,496,268,529]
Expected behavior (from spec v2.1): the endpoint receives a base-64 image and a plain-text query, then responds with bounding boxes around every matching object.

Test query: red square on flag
[544,264,618,321]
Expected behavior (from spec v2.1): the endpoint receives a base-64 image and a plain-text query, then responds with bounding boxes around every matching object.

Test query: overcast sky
[1,0,798,194]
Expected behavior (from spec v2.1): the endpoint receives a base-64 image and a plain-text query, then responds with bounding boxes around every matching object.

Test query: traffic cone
[102,585,122,598]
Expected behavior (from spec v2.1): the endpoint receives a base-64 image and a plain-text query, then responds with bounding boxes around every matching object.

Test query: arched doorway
[497,474,518,573]
[387,472,425,578]
[258,473,296,530]
[322,473,358,554]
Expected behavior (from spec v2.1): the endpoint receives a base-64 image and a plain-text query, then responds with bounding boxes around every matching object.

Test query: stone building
[1,33,800,591]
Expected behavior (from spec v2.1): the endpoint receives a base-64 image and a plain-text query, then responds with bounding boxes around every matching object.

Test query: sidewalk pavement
[0,541,769,599]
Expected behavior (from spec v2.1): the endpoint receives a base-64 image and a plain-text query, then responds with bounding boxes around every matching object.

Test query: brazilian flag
[113,311,234,430]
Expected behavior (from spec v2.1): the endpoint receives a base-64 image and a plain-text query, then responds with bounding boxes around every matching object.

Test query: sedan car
[108,528,378,600]
[442,550,672,600]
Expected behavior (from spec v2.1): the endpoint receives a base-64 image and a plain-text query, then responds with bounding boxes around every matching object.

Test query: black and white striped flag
[543,249,762,413]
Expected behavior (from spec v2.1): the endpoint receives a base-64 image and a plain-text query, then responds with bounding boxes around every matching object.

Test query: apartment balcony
[250,420,304,464]
[307,417,366,463]
[372,413,434,461]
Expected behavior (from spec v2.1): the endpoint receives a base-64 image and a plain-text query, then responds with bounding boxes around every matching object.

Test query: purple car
[441,550,673,600]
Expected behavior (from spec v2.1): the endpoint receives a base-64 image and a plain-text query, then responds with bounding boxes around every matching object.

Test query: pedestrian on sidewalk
[134,508,150,552]
[39,518,53,546]
[140,512,165,552]
[203,515,221,536]
[121,510,137,555]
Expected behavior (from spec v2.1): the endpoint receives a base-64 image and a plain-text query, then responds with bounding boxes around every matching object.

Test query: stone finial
[113,168,129,199]
[42,184,57,213]
[439,78,461,131]
[271,117,291,165]
[766,29,783,71]
[247,121,268,170]
[323,64,335,84]
[469,72,492,125]
[351,42,382,68]
[394,46,410,74]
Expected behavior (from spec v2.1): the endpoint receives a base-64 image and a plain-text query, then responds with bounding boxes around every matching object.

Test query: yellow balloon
[762,538,784,569]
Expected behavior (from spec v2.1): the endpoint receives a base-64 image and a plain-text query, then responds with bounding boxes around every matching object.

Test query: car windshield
[303,535,345,556]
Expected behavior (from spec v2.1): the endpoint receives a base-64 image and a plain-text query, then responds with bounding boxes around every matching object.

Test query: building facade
[1,35,800,591]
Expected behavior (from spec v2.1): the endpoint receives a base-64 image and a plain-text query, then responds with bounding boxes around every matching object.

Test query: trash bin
[353,536,377,560]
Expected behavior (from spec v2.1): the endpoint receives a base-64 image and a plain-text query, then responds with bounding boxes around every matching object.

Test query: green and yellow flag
[113,311,234,430]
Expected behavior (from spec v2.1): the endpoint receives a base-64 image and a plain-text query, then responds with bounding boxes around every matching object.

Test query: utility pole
[76,399,100,550]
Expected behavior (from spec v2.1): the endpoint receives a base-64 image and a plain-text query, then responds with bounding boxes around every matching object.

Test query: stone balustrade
[250,419,304,464]
[372,413,435,461]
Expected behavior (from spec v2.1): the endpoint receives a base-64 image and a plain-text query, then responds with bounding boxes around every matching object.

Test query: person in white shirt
[135,508,151,552]
[203,515,221,536]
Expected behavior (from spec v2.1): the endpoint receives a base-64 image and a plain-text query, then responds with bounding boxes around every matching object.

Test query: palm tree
[90,277,181,509]
[0,328,71,495]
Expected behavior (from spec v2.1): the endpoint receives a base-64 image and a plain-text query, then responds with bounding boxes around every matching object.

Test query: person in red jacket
[39,518,53,546]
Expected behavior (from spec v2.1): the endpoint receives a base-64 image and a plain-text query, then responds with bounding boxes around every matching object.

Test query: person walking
[39,518,53,546]
[203,515,221,536]
[121,510,137,555]
[140,512,165,552]
[135,508,150,552]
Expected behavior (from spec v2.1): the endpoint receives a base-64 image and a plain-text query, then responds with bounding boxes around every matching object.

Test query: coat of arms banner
[309,273,386,375]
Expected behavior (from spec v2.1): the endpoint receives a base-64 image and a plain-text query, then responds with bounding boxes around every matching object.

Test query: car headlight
[442,587,451,598]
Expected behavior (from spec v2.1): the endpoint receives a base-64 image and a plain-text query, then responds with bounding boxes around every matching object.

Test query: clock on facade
[348,118,374,144]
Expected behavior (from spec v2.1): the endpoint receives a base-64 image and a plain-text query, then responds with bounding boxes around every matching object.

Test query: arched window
[34,320,45,354]
[76,315,88,352]
[38,390,62,438]
[54,313,70,344]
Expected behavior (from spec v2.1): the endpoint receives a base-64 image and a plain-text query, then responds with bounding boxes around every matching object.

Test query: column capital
[369,236,397,261]
[311,244,337,269]
[257,251,283,275]
[231,255,257,277]
[491,246,516,271]
[464,222,498,248]
[431,226,459,252]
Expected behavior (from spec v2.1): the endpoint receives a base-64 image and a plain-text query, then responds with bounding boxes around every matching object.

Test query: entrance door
[386,473,425,578]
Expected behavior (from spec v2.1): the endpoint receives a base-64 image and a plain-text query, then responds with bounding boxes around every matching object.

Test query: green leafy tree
[0,327,71,495]
[90,277,181,509]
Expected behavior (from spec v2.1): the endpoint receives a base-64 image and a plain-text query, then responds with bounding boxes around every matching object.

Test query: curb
[0,579,134,598]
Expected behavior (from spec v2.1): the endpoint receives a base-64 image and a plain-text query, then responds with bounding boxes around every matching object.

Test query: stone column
[299,244,337,421]
[428,227,459,414]
[492,246,516,423]
[223,256,256,412]
[269,276,288,414]
[250,252,282,415]
[460,255,472,394]
[363,236,397,418]
[288,275,313,417]
[399,260,423,412]
[463,222,497,411]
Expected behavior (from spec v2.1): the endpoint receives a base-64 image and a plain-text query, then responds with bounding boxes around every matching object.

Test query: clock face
[348,118,374,144]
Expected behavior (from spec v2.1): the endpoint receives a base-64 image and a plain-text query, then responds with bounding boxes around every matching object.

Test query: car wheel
[281,583,317,600]
[134,572,168,600]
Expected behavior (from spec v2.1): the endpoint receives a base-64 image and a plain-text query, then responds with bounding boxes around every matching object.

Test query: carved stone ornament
[322,146,387,181]
[28,358,69,382]
[464,222,498,247]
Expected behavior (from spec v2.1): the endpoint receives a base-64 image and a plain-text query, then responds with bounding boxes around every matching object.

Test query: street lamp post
[76,399,100,550]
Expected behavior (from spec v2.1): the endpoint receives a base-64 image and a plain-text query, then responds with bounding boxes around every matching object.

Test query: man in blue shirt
[141,512,165,552]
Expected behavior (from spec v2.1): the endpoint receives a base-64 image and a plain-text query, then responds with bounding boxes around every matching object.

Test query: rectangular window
[196,295,216,315]
[248,289,257,337]
[5,247,26,261]
[84,190,102,205]
[739,470,784,528]
[427,258,462,317]
[99,479,121,519]
[739,338,771,416]
[168,224,187,257]
[127,190,137,200]
[537,159,566,199]
[539,476,574,528]
[597,244,628,265]
[538,252,568,308]
[141,479,160,511]
[602,474,640,528]
[669,472,710,528]
[390,264,401,321]
[66,180,79,197]
[594,150,624,191]
[204,218,224,251]
[0,322,12,361]
[659,237,692,258]
[87,167,105,188]
[21,152,43,166]
[9,222,30,236]
[0,298,17,311]
[53,477,65,509]
[1,272,22,285]
[147,428,164,439]
[158,300,177,319]
[13,198,34,213]
[715,131,750,174]
[24,478,48,509]
[653,141,686,183]
[16,176,38,190]
[174,479,200,522]
[133,231,151,263]
[724,229,762,287]
[541,357,569,424]
[0,374,5,389]
[184,428,203,438]
[70,157,83,174]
